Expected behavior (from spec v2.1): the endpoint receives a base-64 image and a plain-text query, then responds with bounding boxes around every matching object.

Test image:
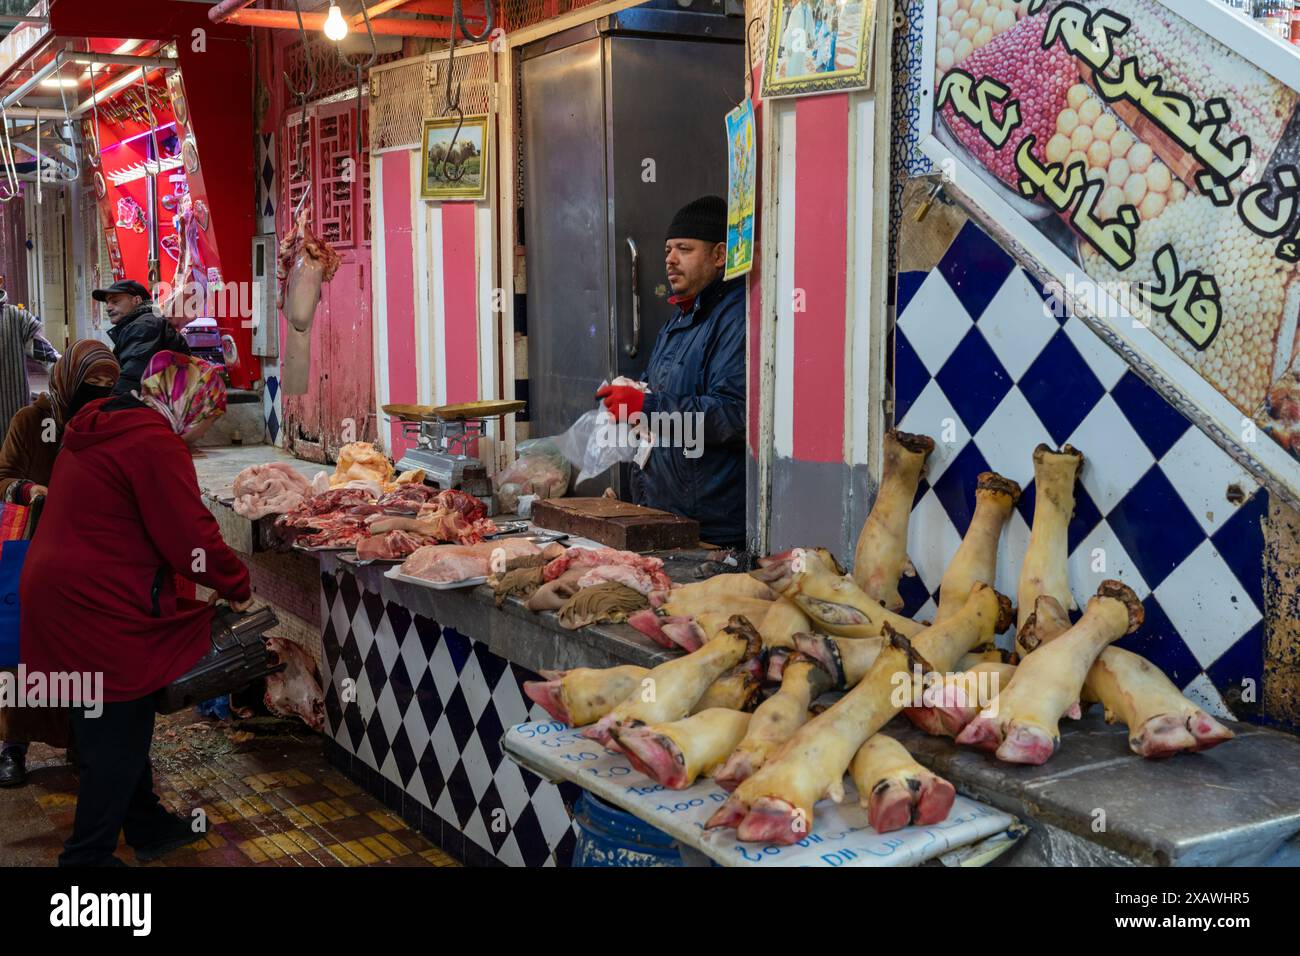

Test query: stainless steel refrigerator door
[521,35,612,440]
[605,34,744,382]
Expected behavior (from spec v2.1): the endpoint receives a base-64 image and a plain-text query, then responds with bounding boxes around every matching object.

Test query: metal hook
[283,0,317,185]
[454,0,494,43]
[336,0,378,157]
[438,16,469,183]
[53,61,79,183]
[0,107,17,202]
[743,16,763,104]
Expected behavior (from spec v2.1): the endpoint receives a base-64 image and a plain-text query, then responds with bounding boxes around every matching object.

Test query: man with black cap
[95,279,189,397]
[596,195,747,549]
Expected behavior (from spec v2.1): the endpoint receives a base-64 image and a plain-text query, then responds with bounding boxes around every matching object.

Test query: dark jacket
[0,394,57,503]
[19,397,251,703]
[631,275,747,546]
[106,303,191,396]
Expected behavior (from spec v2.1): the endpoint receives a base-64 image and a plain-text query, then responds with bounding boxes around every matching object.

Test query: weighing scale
[382,400,525,515]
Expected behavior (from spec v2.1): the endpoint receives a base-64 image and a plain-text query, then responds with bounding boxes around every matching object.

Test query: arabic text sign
[926,0,1300,477]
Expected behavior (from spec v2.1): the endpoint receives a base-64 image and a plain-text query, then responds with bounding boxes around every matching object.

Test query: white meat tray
[383,566,488,590]
[503,720,1018,867]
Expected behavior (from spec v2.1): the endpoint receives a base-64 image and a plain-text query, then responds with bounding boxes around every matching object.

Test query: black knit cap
[665,195,727,244]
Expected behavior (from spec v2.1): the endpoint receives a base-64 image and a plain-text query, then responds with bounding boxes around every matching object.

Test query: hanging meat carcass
[278,204,341,395]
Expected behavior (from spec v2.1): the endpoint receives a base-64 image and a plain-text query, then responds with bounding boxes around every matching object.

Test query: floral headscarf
[48,340,120,427]
[139,350,227,436]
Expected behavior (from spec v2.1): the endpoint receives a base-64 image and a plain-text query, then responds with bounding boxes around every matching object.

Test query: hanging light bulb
[323,3,349,42]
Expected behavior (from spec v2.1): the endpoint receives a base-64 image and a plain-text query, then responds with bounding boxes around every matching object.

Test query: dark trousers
[61,695,175,866]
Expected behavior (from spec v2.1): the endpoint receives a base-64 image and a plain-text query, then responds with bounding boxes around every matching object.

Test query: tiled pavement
[0,712,459,868]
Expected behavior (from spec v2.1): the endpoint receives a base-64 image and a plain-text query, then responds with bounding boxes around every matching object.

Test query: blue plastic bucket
[571,793,682,867]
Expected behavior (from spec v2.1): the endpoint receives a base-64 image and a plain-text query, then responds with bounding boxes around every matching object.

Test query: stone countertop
[888,714,1300,866]
[318,551,686,675]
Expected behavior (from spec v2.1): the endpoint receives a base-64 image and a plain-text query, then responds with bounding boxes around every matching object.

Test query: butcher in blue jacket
[597,196,747,549]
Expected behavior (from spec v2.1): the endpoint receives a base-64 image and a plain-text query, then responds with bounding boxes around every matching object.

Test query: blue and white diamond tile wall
[320,569,580,867]
[894,219,1271,727]
[262,360,282,446]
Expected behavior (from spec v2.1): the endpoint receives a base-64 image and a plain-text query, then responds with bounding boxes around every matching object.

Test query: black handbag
[155,605,283,714]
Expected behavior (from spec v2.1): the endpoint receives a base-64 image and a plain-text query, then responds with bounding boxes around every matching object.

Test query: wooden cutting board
[530,498,699,552]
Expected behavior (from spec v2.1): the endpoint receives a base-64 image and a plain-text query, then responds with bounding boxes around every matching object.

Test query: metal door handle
[625,236,640,358]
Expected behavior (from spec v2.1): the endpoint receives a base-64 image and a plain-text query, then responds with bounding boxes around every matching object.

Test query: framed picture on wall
[761,0,876,99]
[419,115,490,202]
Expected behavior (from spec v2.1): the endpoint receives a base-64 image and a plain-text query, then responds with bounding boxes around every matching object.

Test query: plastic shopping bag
[0,539,28,667]
[494,437,572,512]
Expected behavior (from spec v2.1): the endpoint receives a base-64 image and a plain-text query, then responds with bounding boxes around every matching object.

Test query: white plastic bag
[554,408,643,485]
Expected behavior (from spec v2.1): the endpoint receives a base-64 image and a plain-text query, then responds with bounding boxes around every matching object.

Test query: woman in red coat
[21,351,252,867]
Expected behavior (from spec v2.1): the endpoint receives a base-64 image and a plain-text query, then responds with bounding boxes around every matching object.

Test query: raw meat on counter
[582,615,763,747]
[518,436,1241,845]
[705,584,1010,845]
[714,655,834,791]
[630,596,810,654]
[542,547,673,593]
[575,564,664,596]
[276,483,495,554]
[612,709,753,791]
[376,483,443,513]
[851,429,933,611]
[753,547,926,640]
[935,471,1020,623]
[555,582,649,629]
[524,666,649,727]
[1022,595,1233,759]
[356,530,429,561]
[958,581,1144,765]
[231,462,313,519]
[1017,444,1084,650]
[398,537,546,584]
[328,442,393,488]
[850,734,955,834]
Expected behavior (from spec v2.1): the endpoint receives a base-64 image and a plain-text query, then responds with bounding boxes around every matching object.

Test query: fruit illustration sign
[919,0,1300,508]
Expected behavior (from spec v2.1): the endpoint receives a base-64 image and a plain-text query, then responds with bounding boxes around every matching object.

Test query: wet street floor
[0,711,459,867]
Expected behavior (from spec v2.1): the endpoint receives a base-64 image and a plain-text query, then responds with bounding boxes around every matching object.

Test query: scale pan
[383,403,437,419]
[431,399,526,420]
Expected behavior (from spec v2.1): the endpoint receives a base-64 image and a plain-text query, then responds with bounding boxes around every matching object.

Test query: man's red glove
[595,383,645,421]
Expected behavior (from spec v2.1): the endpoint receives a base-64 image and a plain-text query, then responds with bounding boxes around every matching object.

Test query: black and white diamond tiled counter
[318,560,585,867]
